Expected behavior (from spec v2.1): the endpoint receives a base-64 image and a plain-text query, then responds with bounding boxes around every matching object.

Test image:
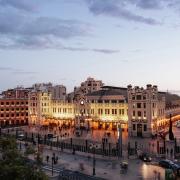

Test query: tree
[0,136,48,180]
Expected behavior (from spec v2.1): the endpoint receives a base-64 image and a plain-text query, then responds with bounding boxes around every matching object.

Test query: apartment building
[0,88,29,127]
[128,84,166,137]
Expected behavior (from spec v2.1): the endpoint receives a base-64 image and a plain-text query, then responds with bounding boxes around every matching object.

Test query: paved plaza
[3,125,180,179]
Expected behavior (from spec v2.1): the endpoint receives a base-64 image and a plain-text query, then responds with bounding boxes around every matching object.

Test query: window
[104,100,109,103]
[1,102,4,105]
[143,95,146,100]
[133,124,136,130]
[111,100,117,103]
[136,95,142,100]
[144,111,146,117]
[98,109,103,115]
[133,111,135,116]
[6,102,9,105]
[122,109,124,115]
[112,109,117,115]
[105,109,109,115]
[143,103,146,108]
[144,125,147,131]
[114,109,117,115]
[137,103,141,108]
[138,111,141,117]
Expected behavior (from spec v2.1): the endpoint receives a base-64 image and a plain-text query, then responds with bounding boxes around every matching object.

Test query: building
[50,85,66,100]
[29,85,128,131]
[0,88,29,127]
[127,84,166,138]
[28,91,52,125]
[73,77,104,101]
[86,86,128,129]
[33,83,53,91]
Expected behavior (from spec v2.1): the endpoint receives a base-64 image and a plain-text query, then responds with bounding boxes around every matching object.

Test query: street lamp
[89,143,100,176]
[51,153,57,176]
[51,156,55,176]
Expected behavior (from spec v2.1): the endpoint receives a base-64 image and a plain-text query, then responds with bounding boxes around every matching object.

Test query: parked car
[47,134,53,139]
[139,153,152,162]
[159,160,180,176]
[17,134,25,141]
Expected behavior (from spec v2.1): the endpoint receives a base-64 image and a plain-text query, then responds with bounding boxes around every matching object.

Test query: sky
[0,0,180,93]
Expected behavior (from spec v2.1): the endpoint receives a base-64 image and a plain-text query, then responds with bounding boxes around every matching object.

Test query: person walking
[46,155,49,163]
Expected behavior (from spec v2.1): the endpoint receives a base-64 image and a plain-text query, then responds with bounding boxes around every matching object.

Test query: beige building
[28,91,52,125]
[50,85,66,101]
[128,84,166,138]
[73,77,104,101]
[86,86,128,123]
[28,86,128,130]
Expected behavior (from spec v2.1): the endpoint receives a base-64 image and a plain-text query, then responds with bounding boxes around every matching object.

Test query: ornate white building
[127,84,166,137]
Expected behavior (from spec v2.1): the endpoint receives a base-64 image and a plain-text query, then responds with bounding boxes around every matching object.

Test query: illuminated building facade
[128,84,166,137]
[28,86,128,129]
[0,88,29,127]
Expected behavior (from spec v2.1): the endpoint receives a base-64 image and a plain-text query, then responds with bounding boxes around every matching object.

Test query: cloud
[12,71,37,75]
[92,48,120,54]
[128,0,162,10]
[85,0,160,25]
[0,67,13,71]
[0,0,36,12]
[0,11,90,49]
[0,66,37,75]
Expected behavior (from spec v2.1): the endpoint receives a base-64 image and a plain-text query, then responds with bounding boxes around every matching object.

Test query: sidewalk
[19,140,165,180]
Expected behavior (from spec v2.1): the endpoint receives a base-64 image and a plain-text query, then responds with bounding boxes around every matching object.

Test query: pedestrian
[56,156,58,164]
[46,155,49,163]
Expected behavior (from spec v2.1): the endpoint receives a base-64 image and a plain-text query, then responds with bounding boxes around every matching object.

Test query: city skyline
[1,0,180,93]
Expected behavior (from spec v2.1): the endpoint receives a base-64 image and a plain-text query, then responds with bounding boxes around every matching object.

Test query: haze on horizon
[0,0,180,94]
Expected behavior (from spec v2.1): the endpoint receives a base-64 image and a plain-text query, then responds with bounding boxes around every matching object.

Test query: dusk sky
[0,0,180,93]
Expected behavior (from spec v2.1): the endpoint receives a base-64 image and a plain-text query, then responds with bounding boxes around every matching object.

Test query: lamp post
[89,143,100,176]
[51,156,54,176]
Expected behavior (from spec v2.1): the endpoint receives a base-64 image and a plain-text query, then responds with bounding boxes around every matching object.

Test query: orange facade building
[0,88,29,127]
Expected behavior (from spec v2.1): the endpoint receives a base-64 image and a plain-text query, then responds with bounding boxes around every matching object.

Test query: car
[47,134,53,139]
[17,134,25,141]
[159,160,174,168]
[139,153,152,162]
[159,160,180,176]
